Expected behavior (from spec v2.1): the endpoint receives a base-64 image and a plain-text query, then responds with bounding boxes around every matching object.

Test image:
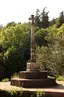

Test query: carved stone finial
[29,15,35,24]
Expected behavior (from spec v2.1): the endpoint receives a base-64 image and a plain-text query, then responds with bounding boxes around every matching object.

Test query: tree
[40,7,49,28]
[55,11,64,28]
[36,24,64,77]
[35,28,48,46]
[59,11,64,24]
[6,22,16,27]
[35,7,49,28]
[0,23,30,79]
[35,9,41,28]
[49,18,56,26]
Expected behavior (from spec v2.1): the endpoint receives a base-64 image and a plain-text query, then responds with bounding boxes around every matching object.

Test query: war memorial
[11,15,56,88]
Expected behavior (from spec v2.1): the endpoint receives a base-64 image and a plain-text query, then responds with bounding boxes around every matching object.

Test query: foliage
[36,25,64,77]
[35,7,49,28]
[59,11,64,25]
[57,75,64,81]
[35,9,41,28]
[49,11,64,28]
[0,8,64,80]
[49,18,56,26]
[36,90,45,97]
[6,22,16,27]
[0,89,53,97]
[0,23,30,79]
[11,72,19,78]
[1,78,9,82]
[35,28,48,46]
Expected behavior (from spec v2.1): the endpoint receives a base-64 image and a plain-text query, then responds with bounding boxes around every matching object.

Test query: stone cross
[26,15,36,71]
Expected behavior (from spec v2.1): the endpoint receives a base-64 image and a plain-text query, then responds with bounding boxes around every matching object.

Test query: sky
[0,0,64,26]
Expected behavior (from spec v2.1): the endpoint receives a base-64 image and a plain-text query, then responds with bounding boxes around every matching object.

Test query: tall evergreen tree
[35,9,41,28]
[40,7,49,28]
[59,11,64,24]
[49,18,56,26]
[35,7,49,28]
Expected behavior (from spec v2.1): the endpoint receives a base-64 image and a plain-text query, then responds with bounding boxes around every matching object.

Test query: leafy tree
[36,40,64,77]
[0,23,30,78]
[35,28,48,46]
[36,24,64,77]
[6,22,16,27]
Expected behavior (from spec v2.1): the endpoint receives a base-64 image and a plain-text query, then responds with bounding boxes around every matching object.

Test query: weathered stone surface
[19,71,48,79]
[11,78,56,88]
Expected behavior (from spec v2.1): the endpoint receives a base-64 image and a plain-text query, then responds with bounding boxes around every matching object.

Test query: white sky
[0,0,64,26]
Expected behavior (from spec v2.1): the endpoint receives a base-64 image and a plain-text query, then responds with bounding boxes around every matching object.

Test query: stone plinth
[11,71,56,88]
[11,77,56,88]
[19,71,48,79]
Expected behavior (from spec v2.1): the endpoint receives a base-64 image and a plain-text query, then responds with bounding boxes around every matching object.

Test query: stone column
[26,15,37,71]
[30,15,36,62]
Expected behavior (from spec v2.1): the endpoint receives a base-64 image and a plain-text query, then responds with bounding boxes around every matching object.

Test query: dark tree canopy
[35,7,49,28]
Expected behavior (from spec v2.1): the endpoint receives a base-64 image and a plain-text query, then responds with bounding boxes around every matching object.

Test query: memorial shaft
[26,15,36,71]
[30,15,36,62]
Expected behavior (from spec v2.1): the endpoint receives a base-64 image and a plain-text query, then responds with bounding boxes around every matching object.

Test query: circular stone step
[19,71,48,79]
[11,78,56,88]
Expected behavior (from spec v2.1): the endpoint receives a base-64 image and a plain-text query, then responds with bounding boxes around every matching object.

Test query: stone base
[26,61,39,71]
[11,78,56,88]
[19,71,48,79]
[11,71,56,88]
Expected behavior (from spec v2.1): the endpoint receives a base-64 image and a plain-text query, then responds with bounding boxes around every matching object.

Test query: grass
[0,72,19,82]
[1,78,9,82]
[56,75,64,81]
[11,72,19,78]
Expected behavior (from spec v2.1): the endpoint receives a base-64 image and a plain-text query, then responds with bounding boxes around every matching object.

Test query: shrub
[1,78,9,82]
[56,75,64,81]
